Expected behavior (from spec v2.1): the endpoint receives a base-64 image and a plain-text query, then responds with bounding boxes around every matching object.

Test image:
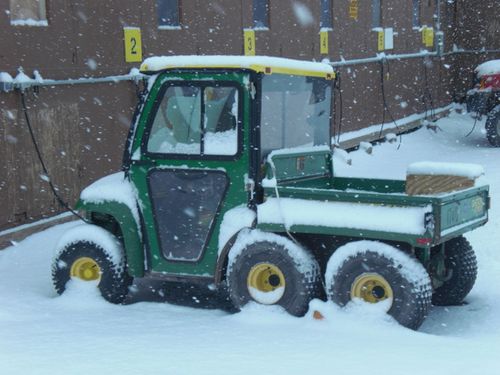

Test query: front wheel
[486,105,500,147]
[226,232,320,316]
[325,240,432,330]
[52,225,132,304]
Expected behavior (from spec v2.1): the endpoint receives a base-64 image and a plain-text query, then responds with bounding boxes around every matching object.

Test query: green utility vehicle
[52,56,489,330]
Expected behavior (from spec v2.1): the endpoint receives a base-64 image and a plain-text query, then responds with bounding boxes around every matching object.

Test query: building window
[253,0,269,29]
[320,0,332,29]
[157,0,180,29]
[412,0,420,27]
[372,0,381,28]
[9,0,47,26]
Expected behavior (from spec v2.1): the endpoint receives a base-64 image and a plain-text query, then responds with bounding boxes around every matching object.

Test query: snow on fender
[52,223,132,304]
[53,224,125,273]
[228,229,318,277]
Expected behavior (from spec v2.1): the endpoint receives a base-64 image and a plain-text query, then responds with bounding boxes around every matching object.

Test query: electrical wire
[334,71,344,145]
[20,90,88,223]
[378,59,402,147]
[423,59,436,121]
[269,161,301,247]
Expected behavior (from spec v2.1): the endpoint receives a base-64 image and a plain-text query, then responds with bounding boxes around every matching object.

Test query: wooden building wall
[0,0,499,231]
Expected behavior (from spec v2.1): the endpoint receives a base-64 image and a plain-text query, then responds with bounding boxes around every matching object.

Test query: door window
[204,87,239,155]
[147,84,240,157]
[148,86,201,155]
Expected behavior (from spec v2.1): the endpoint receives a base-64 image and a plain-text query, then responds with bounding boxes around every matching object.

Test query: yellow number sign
[349,0,359,20]
[244,29,256,56]
[124,27,142,63]
[320,30,329,55]
[422,27,434,48]
[377,30,385,51]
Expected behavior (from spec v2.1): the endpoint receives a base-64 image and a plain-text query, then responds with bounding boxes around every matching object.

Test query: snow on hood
[475,60,500,77]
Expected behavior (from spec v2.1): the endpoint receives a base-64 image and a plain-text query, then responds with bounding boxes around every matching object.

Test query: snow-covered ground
[1,108,500,375]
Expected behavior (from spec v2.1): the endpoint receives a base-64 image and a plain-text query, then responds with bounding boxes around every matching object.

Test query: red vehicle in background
[466,59,500,146]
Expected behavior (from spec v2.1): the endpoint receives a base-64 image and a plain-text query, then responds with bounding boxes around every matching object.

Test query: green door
[129,71,251,279]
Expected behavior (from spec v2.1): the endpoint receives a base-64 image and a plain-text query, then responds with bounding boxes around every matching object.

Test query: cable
[378,59,403,147]
[465,116,478,138]
[269,161,301,247]
[20,90,88,223]
[334,71,344,145]
[423,59,436,121]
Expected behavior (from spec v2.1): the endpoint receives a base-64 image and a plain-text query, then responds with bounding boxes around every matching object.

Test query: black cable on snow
[20,90,88,223]
[465,116,479,138]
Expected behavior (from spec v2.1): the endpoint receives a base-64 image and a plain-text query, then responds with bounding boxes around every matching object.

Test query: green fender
[76,199,145,277]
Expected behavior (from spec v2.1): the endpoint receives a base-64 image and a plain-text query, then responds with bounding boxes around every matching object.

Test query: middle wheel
[325,240,433,330]
[226,233,320,316]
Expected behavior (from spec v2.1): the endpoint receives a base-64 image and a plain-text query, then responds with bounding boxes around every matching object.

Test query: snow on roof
[475,59,500,77]
[140,55,334,78]
[407,161,484,179]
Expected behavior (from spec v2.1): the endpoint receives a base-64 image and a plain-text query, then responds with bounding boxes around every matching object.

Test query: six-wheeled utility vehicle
[52,56,490,330]
[466,59,500,146]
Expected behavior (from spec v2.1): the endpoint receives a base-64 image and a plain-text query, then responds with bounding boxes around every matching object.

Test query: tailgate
[437,185,489,242]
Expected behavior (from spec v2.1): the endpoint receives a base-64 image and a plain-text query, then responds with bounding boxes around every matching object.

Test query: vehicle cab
[125,56,335,279]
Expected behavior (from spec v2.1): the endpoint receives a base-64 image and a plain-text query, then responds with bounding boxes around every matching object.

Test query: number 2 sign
[124,27,142,63]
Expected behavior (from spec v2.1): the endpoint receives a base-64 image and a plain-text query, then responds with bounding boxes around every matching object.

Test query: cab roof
[140,55,335,79]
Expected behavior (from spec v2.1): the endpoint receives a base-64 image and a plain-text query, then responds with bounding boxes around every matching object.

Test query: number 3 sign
[124,27,142,63]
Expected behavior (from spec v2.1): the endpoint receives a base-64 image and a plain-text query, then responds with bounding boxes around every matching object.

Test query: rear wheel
[52,228,132,304]
[226,234,320,316]
[432,236,477,306]
[325,241,432,330]
[486,105,500,147]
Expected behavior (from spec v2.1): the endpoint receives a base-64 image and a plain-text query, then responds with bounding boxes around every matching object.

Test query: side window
[10,0,47,26]
[372,0,381,28]
[147,84,240,157]
[148,86,201,155]
[253,0,269,29]
[320,0,332,29]
[203,87,239,156]
[412,0,420,28]
[157,0,180,28]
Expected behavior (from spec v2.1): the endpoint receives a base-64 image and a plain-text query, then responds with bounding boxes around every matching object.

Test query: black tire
[52,240,132,304]
[325,241,432,330]
[226,238,320,316]
[486,105,500,147]
[432,236,477,306]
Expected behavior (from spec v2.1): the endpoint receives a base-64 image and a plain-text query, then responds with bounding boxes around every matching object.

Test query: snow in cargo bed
[0,109,500,375]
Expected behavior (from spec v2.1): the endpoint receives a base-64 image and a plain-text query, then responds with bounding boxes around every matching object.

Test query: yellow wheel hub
[247,263,286,304]
[70,257,101,282]
[351,273,393,304]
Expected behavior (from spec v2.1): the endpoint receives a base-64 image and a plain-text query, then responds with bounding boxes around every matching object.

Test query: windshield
[260,74,332,157]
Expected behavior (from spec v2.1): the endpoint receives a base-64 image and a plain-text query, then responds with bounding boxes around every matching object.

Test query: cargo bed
[258,149,489,247]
